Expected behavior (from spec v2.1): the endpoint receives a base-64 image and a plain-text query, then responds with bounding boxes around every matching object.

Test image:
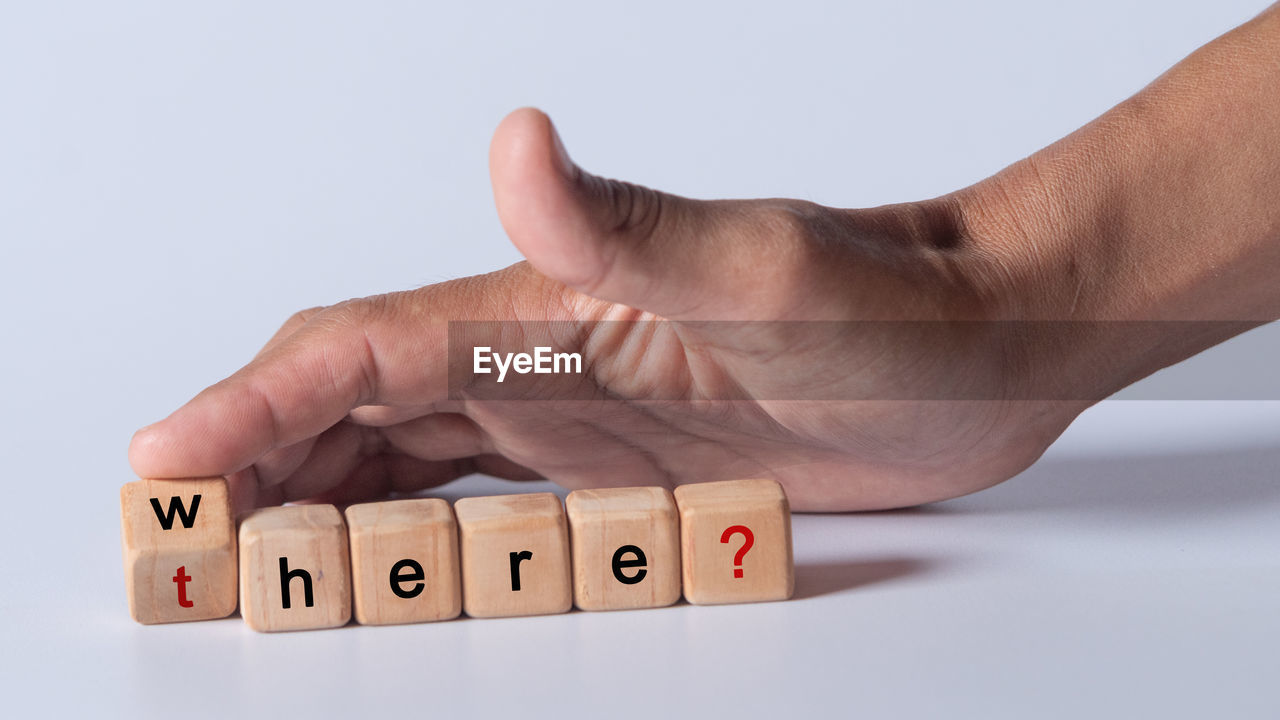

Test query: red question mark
[720,525,754,579]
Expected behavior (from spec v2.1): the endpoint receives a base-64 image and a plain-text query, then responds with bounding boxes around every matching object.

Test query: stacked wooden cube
[121,478,794,631]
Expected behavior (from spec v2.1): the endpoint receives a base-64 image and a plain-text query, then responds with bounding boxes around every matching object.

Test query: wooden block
[120,477,238,624]
[673,478,794,605]
[238,505,351,632]
[344,499,461,626]
[455,493,571,618]
[565,486,681,611]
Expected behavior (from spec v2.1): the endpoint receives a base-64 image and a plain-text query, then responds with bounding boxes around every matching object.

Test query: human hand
[125,105,1075,512]
[129,8,1280,511]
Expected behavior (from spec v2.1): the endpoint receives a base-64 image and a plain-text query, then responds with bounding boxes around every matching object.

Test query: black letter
[149,494,202,530]
[509,551,532,591]
[390,559,425,599]
[611,545,648,585]
[279,557,314,609]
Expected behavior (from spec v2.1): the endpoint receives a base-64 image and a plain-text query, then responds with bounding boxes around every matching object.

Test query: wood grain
[455,493,571,618]
[566,486,681,611]
[346,499,461,625]
[120,477,237,624]
[239,505,351,632]
[674,479,794,605]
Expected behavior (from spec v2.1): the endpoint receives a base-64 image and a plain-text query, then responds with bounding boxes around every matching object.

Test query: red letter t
[172,566,194,608]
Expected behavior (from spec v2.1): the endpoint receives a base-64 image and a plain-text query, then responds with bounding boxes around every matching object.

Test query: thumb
[489,107,785,320]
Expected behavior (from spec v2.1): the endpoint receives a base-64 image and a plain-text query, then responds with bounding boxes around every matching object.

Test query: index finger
[127,293,446,480]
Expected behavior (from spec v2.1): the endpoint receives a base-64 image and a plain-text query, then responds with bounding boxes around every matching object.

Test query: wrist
[952,10,1280,398]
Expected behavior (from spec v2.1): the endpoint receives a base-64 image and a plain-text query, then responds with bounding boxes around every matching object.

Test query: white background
[2,1,1278,717]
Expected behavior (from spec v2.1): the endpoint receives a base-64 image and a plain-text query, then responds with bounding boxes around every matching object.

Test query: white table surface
[2,2,1277,717]
[5,400,1278,719]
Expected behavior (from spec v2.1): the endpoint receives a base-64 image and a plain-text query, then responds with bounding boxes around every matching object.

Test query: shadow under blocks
[120,478,796,631]
[123,442,1279,628]
[785,441,1280,600]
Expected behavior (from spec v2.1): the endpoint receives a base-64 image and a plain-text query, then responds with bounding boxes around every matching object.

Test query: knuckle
[735,200,863,317]
[259,305,328,357]
[750,200,831,250]
[285,306,326,329]
[589,174,667,240]
[749,199,833,262]
[321,294,395,330]
[310,295,396,402]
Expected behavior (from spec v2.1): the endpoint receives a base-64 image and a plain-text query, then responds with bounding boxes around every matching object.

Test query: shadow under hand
[793,557,932,600]
[952,443,1280,519]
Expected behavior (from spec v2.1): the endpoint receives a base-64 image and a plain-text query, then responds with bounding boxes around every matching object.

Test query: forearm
[964,4,1280,396]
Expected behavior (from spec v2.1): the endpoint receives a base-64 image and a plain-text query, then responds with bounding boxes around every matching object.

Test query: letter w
[150,495,202,530]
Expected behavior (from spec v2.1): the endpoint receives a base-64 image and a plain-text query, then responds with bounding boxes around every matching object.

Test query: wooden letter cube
[345,499,461,626]
[239,505,351,632]
[673,478,794,605]
[565,486,681,611]
[120,477,238,624]
[455,493,571,618]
